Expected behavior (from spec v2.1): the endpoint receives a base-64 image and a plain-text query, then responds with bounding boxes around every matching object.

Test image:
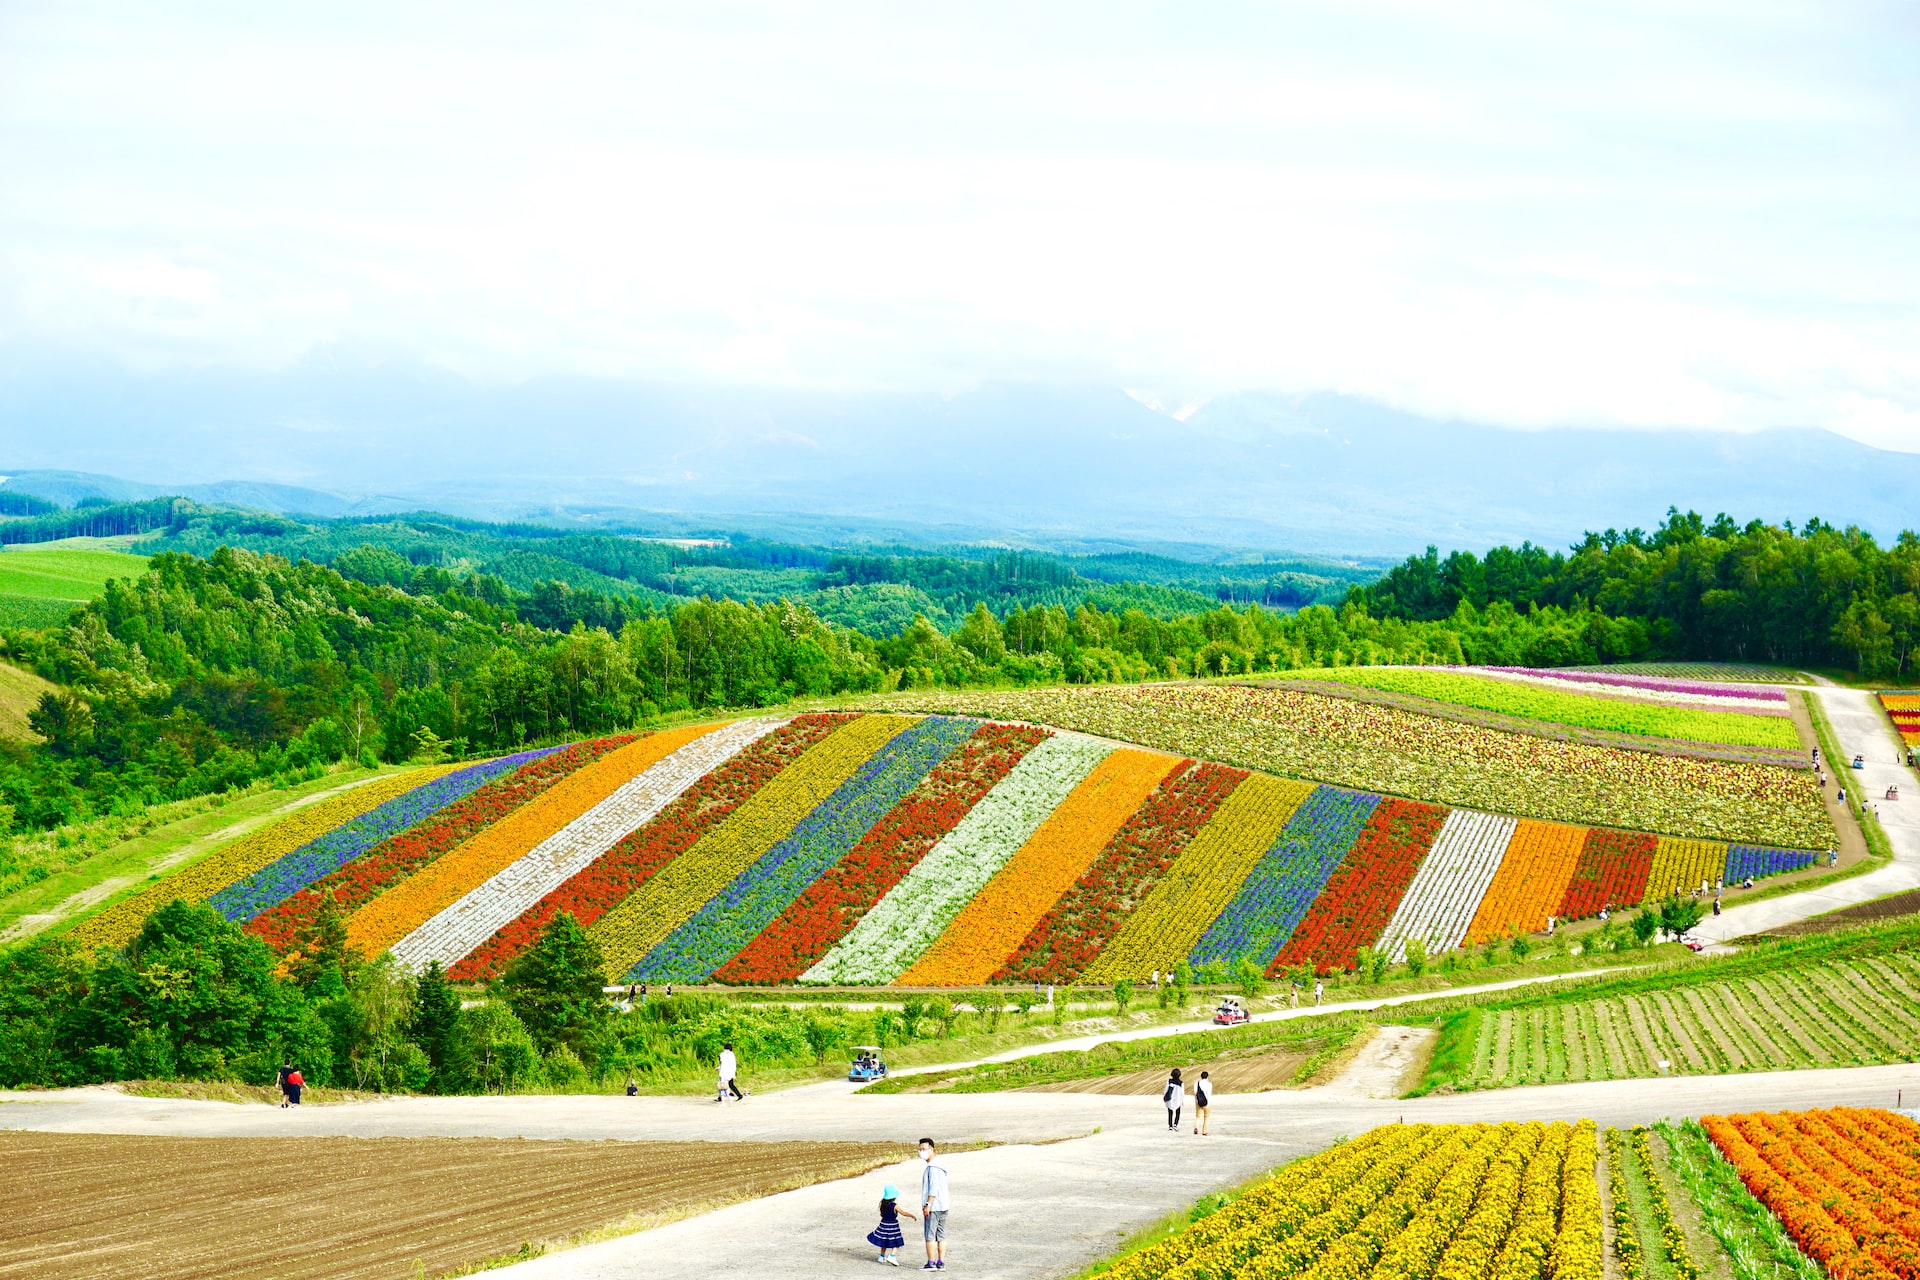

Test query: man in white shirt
[717,1043,744,1103]
[918,1138,950,1271]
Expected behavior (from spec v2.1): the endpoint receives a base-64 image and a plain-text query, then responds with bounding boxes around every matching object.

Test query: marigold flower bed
[249,737,629,956]
[1464,819,1584,945]
[1272,796,1447,975]
[716,722,1045,984]
[450,715,847,981]
[1881,693,1920,746]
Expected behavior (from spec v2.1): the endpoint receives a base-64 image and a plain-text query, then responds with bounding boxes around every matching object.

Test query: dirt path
[1695,686,1920,944]
[10,1061,1919,1279]
[1316,1026,1439,1099]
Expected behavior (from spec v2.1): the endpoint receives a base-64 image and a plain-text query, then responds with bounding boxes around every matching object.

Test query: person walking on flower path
[918,1138,949,1271]
[1193,1071,1213,1136]
[1313,980,1323,1007]
[717,1043,745,1103]
[1162,1068,1186,1131]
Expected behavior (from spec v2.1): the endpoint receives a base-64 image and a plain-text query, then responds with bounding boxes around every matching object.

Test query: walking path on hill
[1694,686,1920,944]
[7,1059,1917,1279]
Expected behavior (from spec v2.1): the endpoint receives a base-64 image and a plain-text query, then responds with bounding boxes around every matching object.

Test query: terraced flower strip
[345,726,716,960]
[452,716,846,981]
[1082,774,1313,982]
[1724,845,1817,882]
[390,719,781,973]
[631,716,975,982]
[715,722,1045,984]
[1465,819,1585,944]
[595,715,917,981]
[247,738,630,954]
[1301,666,1799,747]
[1480,667,1790,709]
[1095,1120,1594,1280]
[1558,828,1656,920]
[1703,1109,1913,1280]
[897,748,1177,986]
[71,766,457,952]
[800,733,1113,984]
[994,759,1242,983]
[1882,694,1920,746]
[208,750,555,923]
[1272,797,1447,974]
[1657,1118,1826,1280]
[1644,836,1731,902]
[880,683,1831,847]
[1606,1127,1646,1280]
[1375,807,1517,962]
[1189,784,1380,972]
[1631,1126,1701,1280]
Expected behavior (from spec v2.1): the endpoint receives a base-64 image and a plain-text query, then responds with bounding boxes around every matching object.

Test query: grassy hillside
[0,662,56,742]
[0,542,152,629]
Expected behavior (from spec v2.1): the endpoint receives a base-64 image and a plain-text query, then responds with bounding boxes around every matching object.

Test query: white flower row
[800,733,1111,985]
[1468,668,1788,715]
[391,718,787,972]
[1375,807,1517,962]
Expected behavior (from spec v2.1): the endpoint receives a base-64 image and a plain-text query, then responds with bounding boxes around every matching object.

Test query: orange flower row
[897,748,1177,986]
[1703,1109,1914,1280]
[1464,819,1584,945]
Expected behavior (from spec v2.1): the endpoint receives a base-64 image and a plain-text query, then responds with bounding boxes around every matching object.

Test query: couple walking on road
[1163,1068,1214,1134]
[867,1139,951,1270]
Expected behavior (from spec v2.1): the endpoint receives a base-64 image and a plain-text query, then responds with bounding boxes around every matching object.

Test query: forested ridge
[0,501,1912,837]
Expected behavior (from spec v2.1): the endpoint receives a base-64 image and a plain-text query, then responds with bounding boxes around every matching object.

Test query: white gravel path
[1693,686,1920,943]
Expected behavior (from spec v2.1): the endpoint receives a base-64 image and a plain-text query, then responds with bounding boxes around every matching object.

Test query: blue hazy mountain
[2,349,1914,555]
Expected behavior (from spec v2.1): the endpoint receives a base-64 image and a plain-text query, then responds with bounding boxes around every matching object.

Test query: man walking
[918,1138,949,1271]
[718,1043,745,1103]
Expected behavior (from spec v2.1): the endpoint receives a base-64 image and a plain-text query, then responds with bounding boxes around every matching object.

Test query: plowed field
[1,1132,900,1280]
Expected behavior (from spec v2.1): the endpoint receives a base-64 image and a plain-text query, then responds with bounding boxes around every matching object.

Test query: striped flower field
[65,712,1823,983]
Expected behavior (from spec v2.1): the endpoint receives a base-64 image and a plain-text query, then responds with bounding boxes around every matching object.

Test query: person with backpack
[1162,1068,1185,1131]
[282,1066,304,1107]
[1192,1071,1213,1136]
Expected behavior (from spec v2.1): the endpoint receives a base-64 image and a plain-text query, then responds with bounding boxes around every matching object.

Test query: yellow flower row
[1308,1124,1511,1280]
[1433,1122,1541,1280]
[1493,1120,1572,1280]
[1083,774,1313,982]
[71,764,459,952]
[589,715,917,980]
[1550,1122,1603,1280]
[1644,836,1729,901]
[344,725,713,959]
[898,749,1176,986]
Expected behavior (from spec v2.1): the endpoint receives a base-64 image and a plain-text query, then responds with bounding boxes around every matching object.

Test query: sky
[2,1,1918,455]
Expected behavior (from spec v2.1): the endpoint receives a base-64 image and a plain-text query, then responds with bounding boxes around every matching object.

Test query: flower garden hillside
[61,710,1825,986]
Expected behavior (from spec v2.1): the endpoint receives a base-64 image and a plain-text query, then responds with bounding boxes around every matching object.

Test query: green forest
[0,498,1912,839]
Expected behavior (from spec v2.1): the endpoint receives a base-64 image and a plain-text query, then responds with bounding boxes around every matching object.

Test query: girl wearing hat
[867,1182,916,1265]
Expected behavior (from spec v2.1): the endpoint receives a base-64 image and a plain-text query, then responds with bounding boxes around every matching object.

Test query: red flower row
[716,722,1046,984]
[449,714,850,981]
[246,737,632,954]
[995,759,1245,984]
[1556,827,1656,919]
[1271,797,1445,975]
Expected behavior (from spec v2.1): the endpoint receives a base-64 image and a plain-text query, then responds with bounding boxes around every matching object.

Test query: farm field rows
[1296,665,1799,749]
[1882,693,1920,746]
[58,712,1820,985]
[1454,949,1920,1088]
[0,1131,898,1280]
[880,684,1830,848]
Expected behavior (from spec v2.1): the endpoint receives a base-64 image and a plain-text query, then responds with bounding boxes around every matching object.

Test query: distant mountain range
[3,349,1915,556]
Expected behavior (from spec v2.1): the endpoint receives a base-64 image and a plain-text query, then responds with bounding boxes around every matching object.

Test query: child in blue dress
[866,1183,916,1265]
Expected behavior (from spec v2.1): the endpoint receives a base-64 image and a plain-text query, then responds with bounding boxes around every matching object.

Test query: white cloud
[0,0,1916,446]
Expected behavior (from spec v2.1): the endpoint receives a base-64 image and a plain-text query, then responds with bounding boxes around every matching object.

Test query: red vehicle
[1212,996,1251,1026]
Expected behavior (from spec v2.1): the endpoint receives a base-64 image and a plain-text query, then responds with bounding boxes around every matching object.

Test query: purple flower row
[1481,667,1787,704]
[208,746,563,923]
[1724,845,1816,882]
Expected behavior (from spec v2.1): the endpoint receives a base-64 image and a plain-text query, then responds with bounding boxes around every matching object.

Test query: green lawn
[1295,666,1801,750]
[0,544,152,601]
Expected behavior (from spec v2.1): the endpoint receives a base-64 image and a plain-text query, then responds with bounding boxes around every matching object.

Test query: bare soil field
[0,1132,900,1280]
[1766,886,1920,936]
[1017,1046,1308,1095]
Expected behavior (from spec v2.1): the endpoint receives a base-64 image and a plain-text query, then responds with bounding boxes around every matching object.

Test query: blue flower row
[1723,844,1816,883]
[627,716,979,982]
[208,747,562,923]
[1188,785,1381,972]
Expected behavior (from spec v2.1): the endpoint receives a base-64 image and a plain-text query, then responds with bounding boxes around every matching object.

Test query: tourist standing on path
[867,1182,915,1266]
[1193,1071,1213,1135]
[1163,1068,1185,1130]
[918,1139,949,1271]
[718,1043,745,1102]
[1313,980,1324,1007]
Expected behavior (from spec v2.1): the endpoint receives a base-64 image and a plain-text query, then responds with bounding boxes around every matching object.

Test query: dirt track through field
[0,1132,900,1280]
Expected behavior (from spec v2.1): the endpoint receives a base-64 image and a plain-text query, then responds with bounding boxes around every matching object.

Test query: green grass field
[0,661,56,741]
[0,544,152,601]
[1296,665,1802,750]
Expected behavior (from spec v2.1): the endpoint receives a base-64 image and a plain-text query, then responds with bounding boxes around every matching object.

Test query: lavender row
[1483,666,1787,703]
